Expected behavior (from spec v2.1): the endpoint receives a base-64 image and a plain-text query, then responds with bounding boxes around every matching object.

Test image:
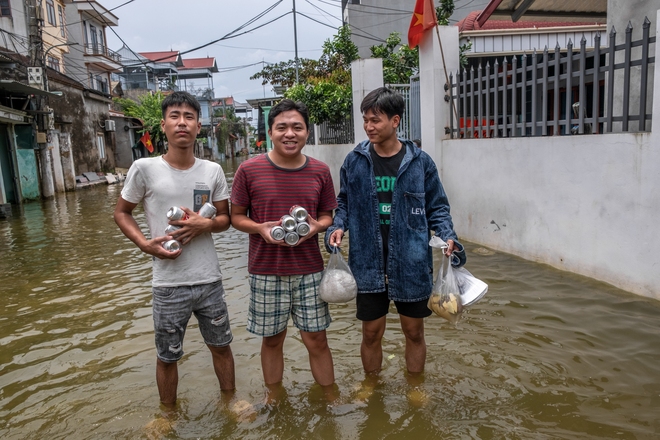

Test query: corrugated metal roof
[478,0,607,26]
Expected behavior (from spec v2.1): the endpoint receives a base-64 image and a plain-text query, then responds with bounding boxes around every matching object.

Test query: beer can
[296,221,310,237]
[270,225,286,241]
[281,215,297,232]
[198,202,217,218]
[284,232,299,246]
[163,239,181,252]
[290,205,308,222]
[166,206,188,221]
[164,224,181,235]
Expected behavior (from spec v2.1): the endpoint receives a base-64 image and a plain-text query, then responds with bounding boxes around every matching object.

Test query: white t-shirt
[121,156,229,287]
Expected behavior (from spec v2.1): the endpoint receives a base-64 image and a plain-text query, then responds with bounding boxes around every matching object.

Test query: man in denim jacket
[327,87,466,380]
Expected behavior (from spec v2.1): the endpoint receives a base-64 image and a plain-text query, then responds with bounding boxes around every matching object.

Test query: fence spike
[555,42,561,51]
[581,35,587,45]
[626,21,633,32]
[643,16,651,27]
[610,26,617,37]
[567,39,573,50]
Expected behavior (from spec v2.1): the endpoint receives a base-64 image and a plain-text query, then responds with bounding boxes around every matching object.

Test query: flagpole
[429,0,460,129]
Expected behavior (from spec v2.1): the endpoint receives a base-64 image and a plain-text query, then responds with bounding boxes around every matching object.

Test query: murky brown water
[1,158,659,439]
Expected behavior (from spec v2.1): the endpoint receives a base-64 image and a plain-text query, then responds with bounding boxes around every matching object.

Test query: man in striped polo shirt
[230,99,338,401]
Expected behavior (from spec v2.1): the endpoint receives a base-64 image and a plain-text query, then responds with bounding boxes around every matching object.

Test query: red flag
[408,0,438,48]
[140,131,154,153]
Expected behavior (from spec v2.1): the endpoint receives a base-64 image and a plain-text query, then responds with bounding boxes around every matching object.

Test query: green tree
[114,92,166,146]
[214,107,246,156]
[436,0,454,25]
[370,33,419,84]
[251,25,358,124]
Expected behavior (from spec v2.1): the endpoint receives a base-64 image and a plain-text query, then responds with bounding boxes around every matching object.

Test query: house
[341,0,491,57]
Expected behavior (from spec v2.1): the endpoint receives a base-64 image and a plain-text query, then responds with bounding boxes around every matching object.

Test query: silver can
[281,215,297,232]
[296,221,310,237]
[289,205,308,222]
[284,232,299,246]
[270,225,286,241]
[163,239,181,252]
[198,202,216,218]
[166,206,188,221]
[164,224,181,235]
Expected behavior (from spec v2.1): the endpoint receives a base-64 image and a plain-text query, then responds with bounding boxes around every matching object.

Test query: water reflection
[0,157,659,439]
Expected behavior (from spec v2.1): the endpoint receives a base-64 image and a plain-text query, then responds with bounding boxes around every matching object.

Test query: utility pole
[292,0,299,84]
[27,0,55,198]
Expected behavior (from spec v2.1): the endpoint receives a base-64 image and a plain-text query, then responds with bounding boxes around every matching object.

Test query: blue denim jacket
[326,140,466,302]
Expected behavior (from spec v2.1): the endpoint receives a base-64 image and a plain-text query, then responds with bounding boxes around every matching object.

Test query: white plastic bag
[454,266,488,306]
[319,246,358,303]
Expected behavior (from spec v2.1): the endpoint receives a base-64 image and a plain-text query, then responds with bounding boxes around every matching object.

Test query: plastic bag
[428,236,463,324]
[319,246,358,303]
[454,266,488,306]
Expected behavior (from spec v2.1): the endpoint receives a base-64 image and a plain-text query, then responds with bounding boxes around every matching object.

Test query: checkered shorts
[247,271,331,337]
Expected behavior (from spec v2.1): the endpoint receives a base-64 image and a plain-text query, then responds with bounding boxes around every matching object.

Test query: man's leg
[261,329,287,385]
[399,315,426,373]
[361,317,387,373]
[300,330,334,386]
[208,344,235,391]
[156,359,179,406]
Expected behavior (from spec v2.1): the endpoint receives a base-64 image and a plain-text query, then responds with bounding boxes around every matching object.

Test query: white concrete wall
[433,132,659,299]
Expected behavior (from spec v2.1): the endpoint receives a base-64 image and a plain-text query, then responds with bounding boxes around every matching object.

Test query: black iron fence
[307,113,354,145]
[449,18,656,139]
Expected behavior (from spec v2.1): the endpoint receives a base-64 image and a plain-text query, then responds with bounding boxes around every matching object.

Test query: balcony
[83,44,122,72]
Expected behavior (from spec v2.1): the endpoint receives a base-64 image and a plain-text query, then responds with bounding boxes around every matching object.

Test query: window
[47,56,60,72]
[58,5,65,37]
[83,20,88,45]
[0,0,11,17]
[97,134,105,159]
[46,0,56,26]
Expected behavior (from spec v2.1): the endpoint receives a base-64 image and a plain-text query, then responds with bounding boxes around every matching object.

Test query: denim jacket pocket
[404,192,427,232]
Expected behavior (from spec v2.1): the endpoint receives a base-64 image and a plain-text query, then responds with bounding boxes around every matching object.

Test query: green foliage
[285,82,352,125]
[114,92,165,144]
[250,26,358,124]
[436,0,454,25]
[214,107,246,155]
[370,33,419,84]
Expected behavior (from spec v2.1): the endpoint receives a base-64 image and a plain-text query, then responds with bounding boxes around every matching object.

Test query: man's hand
[140,235,182,260]
[445,239,457,256]
[329,229,344,247]
[167,207,214,245]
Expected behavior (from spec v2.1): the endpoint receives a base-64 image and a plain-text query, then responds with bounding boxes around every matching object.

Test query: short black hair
[161,91,201,120]
[360,87,405,120]
[268,99,310,131]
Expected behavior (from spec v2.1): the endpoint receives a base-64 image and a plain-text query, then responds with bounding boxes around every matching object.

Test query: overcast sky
[104,0,343,103]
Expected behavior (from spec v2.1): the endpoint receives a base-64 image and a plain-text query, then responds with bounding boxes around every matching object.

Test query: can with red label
[198,202,216,218]
[163,239,181,252]
[166,206,188,221]
[270,225,286,241]
[290,205,308,222]
[281,215,297,232]
[296,221,310,237]
[284,232,299,246]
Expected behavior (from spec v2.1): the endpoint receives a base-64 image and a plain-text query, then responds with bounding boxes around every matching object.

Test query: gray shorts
[247,272,331,337]
[152,279,233,363]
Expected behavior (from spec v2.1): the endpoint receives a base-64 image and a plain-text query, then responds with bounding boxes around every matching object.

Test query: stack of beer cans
[162,202,217,252]
[271,205,310,246]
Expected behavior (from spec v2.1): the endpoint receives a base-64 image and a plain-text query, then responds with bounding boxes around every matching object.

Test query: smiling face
[268,109,309,161]
[363,109,400,146]
[160,104,201,149]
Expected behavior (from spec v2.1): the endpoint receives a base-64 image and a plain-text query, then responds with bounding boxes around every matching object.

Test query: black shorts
[356,287,432,321]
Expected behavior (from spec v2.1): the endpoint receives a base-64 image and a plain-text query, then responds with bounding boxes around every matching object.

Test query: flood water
[1,157,659,439]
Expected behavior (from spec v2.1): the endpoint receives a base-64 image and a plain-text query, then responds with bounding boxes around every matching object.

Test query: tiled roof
[458,10,599,31]
[139,51,180,63]
[181,57,216,69]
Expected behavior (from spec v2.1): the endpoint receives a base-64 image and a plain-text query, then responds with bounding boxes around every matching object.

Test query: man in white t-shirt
[114,91,235,407]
